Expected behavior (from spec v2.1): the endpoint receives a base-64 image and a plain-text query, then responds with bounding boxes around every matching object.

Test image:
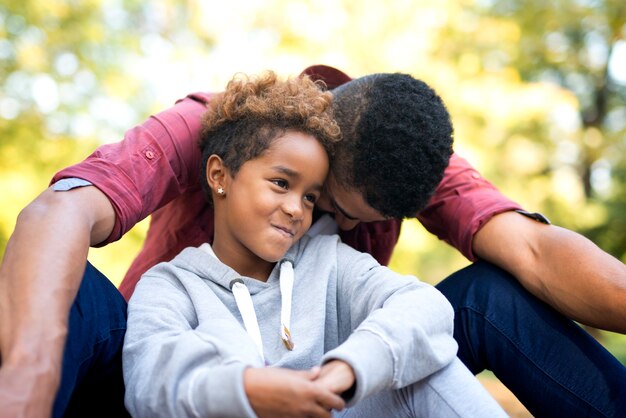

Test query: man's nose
[335,213,359,231]
[315,192,333,213]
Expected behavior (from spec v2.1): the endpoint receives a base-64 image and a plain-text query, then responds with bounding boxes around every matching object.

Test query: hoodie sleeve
[321,241,457,406]
[123,266,259,418]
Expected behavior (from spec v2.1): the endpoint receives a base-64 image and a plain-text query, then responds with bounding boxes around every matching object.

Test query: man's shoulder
[300,65,352,89]
[179,92,215,105]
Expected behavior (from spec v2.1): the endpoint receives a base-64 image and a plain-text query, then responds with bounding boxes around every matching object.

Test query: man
[1,65,624,418]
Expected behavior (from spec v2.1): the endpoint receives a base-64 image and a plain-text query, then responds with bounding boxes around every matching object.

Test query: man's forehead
[327,179,386,222]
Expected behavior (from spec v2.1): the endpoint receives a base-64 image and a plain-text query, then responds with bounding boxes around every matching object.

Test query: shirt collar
[299,65,353,90]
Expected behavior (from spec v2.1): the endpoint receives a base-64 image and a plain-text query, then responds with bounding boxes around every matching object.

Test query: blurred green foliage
[1,0,625,360]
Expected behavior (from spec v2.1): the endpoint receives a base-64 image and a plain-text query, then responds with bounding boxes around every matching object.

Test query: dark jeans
[54,261,625,417]
[53,263,129,418]
[437,261,626,418]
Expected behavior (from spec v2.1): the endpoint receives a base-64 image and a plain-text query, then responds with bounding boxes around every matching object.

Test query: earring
[217,187,225,195]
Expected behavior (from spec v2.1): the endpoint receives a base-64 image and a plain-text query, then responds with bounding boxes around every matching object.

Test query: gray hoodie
[123,234,457,417]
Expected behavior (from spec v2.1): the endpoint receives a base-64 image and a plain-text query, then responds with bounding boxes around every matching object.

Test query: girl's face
[211,130,329,280]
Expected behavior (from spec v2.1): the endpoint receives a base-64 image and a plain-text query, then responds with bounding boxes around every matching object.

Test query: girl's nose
[283,195,304,221]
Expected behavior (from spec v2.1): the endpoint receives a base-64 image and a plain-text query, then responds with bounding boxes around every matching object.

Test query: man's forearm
[474,211,626,333]
[0,186,115,415]
[522,225,626,333]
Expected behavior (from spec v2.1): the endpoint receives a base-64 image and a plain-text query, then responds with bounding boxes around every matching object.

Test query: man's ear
[206,155,229,194]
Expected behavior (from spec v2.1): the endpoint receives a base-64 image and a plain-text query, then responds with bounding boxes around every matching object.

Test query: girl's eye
[304,194,318,204]
[272,179,288,189]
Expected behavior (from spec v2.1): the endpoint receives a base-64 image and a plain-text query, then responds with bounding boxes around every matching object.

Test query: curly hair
[199,71,341,203]
[331,73,454,218]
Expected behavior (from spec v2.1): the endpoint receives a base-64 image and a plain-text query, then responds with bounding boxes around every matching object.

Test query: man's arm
[0,185,115,417]
[473,211,626,333]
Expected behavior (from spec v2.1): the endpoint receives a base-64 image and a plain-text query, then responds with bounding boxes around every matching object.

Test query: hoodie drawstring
[230,279,265,361]
[200,243,295,364]
[279,260,295,351]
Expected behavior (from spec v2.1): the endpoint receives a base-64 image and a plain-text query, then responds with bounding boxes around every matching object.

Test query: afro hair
[331,73,453,218]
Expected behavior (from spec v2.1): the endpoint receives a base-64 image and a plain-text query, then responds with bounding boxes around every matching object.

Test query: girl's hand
[244,366,345,418]
[314,360,356,400]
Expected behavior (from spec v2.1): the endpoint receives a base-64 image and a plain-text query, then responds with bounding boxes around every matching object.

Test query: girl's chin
[260,249,291,264]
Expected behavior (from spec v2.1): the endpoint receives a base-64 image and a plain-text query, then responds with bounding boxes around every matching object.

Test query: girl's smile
[208,130,329,281]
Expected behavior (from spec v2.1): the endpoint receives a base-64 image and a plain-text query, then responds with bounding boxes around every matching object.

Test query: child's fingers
[315,388,346,412]
[294,366,321,381]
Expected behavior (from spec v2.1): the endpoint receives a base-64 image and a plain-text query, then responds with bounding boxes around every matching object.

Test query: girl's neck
[211,241,275,282]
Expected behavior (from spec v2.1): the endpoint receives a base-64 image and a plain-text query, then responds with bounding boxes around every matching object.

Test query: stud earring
[217,187,225,195]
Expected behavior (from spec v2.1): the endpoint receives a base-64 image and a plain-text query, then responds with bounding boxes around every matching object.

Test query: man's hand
[314,360,356,398]
[474,211,626,333]
[244,367,346,418]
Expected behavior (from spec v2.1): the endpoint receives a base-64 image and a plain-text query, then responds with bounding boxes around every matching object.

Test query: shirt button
[471,172,480,179]
[145,150,154,159]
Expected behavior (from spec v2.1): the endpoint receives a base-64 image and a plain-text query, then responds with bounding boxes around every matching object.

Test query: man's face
[316,174,387,231]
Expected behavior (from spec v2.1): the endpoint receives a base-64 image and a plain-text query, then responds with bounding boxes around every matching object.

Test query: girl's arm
[321,242,457,405]
[124,271,257,417]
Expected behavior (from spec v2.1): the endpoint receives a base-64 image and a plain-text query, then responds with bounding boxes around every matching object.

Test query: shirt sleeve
[50,92,212,246]
[416,153,524,260]
[322,242,457,405]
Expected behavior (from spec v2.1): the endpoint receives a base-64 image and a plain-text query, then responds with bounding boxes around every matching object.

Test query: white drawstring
[230,279,265,363]
[199,244,295,365]
[279,260,295,350]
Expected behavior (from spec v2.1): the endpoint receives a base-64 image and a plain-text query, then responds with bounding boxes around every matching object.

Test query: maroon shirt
[52,65,522,300]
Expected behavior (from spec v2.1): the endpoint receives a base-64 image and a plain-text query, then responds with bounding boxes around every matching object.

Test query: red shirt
[52,65,522,300]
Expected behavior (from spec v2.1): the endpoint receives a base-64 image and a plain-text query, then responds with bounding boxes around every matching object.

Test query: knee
[436,261,522,315]
[75,262,127,324]
[70,262,128,350]
[58,263,128,417]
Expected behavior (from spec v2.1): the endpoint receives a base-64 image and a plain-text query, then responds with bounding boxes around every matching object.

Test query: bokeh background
[1,0,625,414]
